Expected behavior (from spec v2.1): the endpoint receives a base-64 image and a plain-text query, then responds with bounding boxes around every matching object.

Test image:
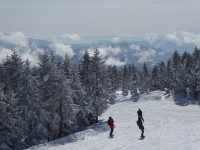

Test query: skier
[137,109,145,138]
[107,117,114,137]
[137,109,143,118]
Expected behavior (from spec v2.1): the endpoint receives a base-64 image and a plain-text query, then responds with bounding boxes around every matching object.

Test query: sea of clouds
[0,31,200,67]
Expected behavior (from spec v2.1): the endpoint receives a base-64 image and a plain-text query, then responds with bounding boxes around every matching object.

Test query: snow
[43,74,49,82]
[27,91,200,150]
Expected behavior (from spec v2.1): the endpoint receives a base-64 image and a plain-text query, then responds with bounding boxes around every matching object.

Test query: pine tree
[62,54,87,127]
[181,52,193,97]
[150,64,159,91]
[37,52,64,140]
[38,52,81,139]
[71,66,88,127]
[90,49,109,122]
[140,63,150,93]
[79,50,93,107]
[0,84,22,149]
[122,65,129,96]
[158,61,168,90]
[37,52,56,140]
[3,51,24,94]
[107,65,119,92]
[171,51,184,93]
[130,64,139,96]
[193,47,200,98]
[166,59,173,89]
[16,59,40,145]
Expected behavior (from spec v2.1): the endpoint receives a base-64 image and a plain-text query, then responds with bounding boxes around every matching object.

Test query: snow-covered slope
[28,91,200,150]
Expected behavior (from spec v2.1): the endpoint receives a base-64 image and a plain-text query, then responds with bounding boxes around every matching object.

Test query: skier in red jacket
[108,117,114,137]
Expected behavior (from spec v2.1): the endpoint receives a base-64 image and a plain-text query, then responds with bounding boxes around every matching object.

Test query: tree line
[0,47,200,149]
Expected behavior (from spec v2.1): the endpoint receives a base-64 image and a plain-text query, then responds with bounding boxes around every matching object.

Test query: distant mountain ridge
[0,36,197,68]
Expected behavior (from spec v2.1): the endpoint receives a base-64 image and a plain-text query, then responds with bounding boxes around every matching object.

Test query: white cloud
[84,47,125,66]
[112,37,120,43]
[98,46,122,57]
[137,48,157,64]
[0,48,13,63]
[129,44,141,51]
[0,35,43,67]
[83,49,93,57]
[180,31,200,45]
[52,42,74,58]
[105,57,127,66]
[158,51,165,55]
[166,33,183,46]
[21,52,40,67]
[145,31,200,47]
[144,33,159,44]
[165,31,200,46]
[0,32,28,47]
[62,33,81,41]
[20,47,43,67]
[87,46,122,58]
[0,32,76,66]
[0,47,42,67]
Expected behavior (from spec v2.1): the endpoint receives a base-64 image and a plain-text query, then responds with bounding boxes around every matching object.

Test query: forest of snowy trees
[0,47,200,149]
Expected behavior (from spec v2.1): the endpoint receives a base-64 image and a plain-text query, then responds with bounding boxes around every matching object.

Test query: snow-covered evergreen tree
[139,63,150,93]
[79,50,93,107]
[192,47,200,98]
[158,61,168,90]
[57,73,79,137]
[107,65,119,92]
[166,59,173,89]
[129,64,139,96]
[181,52,193,97]
[171,51,184,93]
[38,52,81,140]
[37,51,58,140]
[0,84,22,149]
[71,66,89,127]
[16,59,40,145]
[127,64,133,91]
[90,49,109,122]
[122,65,129,96]
[62,54,88,127]
[150,64,159,91]
[3,51,24,94]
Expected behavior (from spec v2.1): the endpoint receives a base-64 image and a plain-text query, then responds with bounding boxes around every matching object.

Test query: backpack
[107,120,110,125]
[136,120,139,127]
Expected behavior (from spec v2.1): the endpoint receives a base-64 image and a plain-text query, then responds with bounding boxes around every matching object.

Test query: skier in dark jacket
[137,109,143,118]
[108,117,114,137]
[137,109,145,138]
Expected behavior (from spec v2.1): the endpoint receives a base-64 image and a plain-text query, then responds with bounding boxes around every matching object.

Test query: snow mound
[28,122,109,149]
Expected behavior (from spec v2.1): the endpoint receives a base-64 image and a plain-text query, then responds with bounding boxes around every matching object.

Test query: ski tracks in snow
[28,91,200,150]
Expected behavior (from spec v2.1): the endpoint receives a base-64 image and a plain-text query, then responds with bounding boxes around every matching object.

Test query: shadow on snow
[171,94,199,106]
[31,121,109,149]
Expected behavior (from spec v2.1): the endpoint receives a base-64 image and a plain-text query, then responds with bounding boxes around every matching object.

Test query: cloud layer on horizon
[62,33,81,41]
[0,32,76,66]
[145,31,200,48]
[0,31,200,67]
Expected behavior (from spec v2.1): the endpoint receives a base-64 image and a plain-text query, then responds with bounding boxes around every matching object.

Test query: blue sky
[0,0,200,38]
